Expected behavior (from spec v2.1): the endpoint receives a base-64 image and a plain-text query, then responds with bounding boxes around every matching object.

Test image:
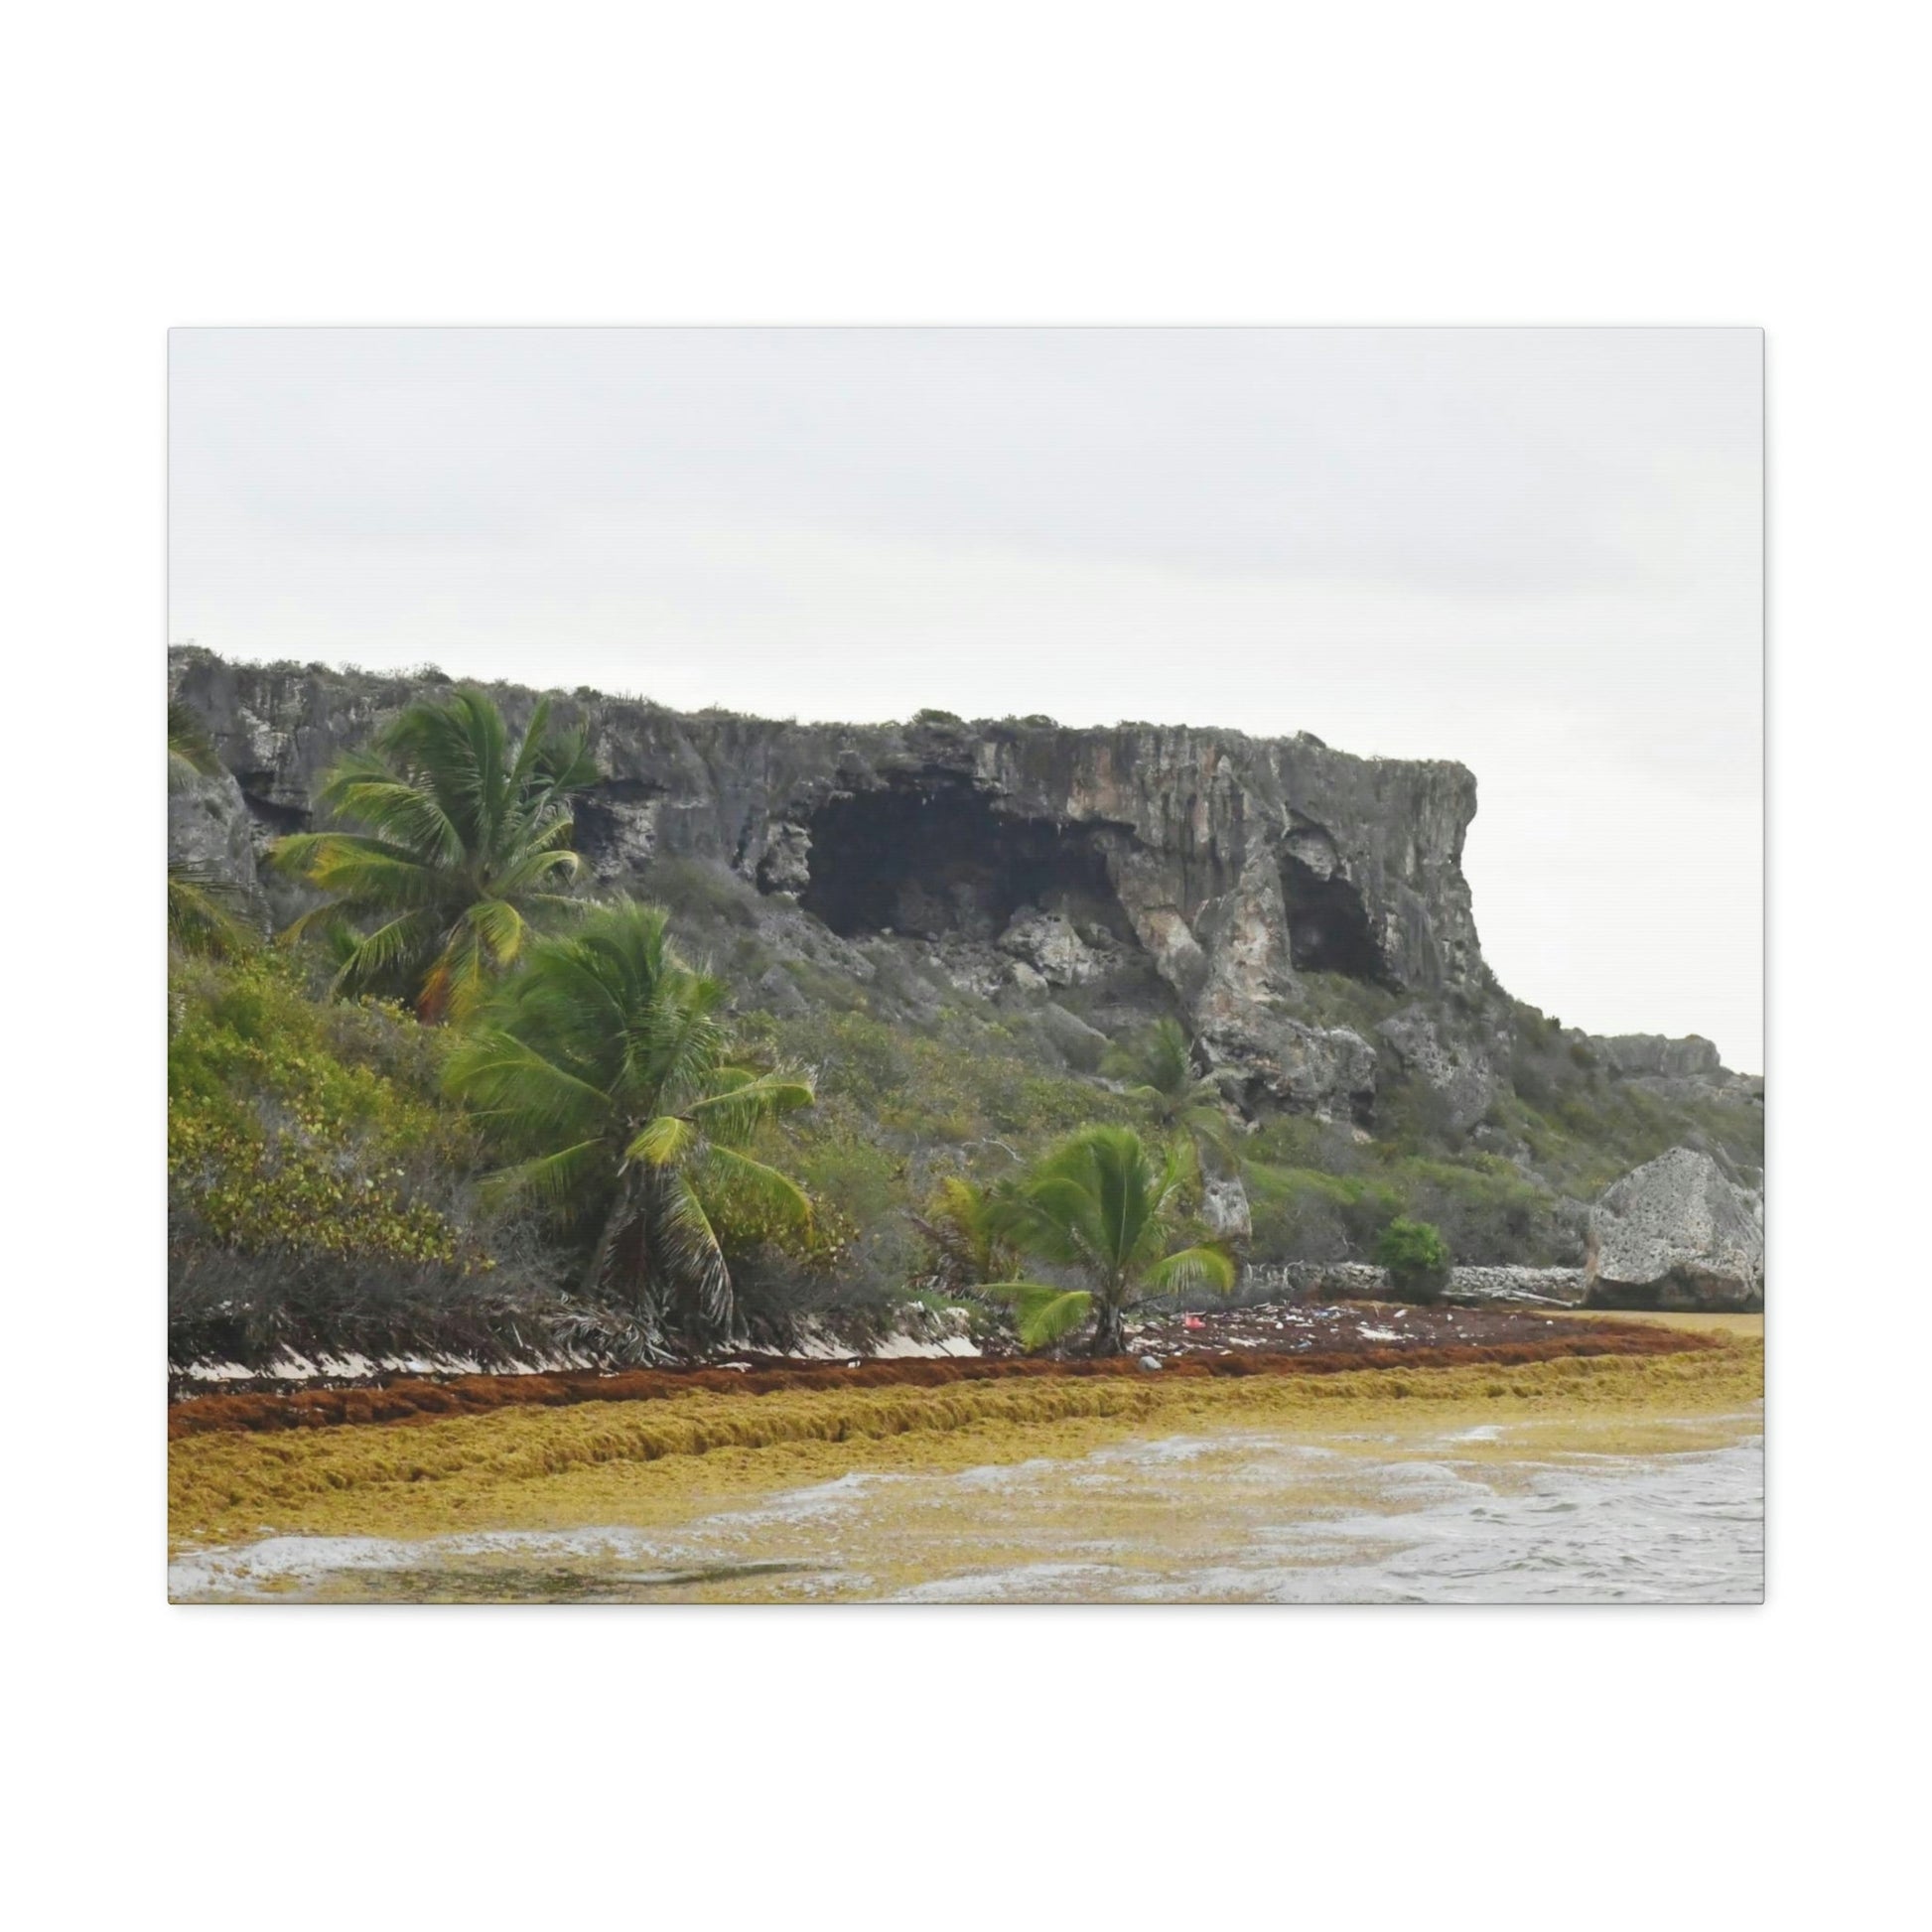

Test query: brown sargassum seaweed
[171,1320,1718,1440]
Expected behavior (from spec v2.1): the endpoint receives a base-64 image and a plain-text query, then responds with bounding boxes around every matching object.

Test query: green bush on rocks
[1375,1217,1452,1304]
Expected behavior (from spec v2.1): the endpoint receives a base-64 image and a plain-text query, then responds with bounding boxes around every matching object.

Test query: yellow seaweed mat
[170,1333,1764,1553]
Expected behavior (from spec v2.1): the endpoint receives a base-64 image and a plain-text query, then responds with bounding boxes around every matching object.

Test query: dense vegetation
[167,949,562,1368]
[167,687,1763,1372]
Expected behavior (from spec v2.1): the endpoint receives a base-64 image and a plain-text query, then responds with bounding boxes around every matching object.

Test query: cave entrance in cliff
[1281,846,1387,981]
[793,779,1130,943]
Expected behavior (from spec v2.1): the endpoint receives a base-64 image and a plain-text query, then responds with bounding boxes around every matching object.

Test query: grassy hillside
[169,877,1760,1369]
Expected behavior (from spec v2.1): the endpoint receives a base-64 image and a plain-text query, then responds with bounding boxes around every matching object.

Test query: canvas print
[166,327,1764,1603]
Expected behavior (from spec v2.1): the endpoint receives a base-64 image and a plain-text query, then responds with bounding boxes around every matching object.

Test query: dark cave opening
[571,777,665,872]
[792,780,1130,943]
[1281,851,1387,981]
[235,780,309,835]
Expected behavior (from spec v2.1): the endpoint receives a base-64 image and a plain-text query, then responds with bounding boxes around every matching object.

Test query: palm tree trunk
[581,1185,631,1301]
[582,1177,675,1364]
[585,1173,659,1316]
[1089,1298,1127,1358]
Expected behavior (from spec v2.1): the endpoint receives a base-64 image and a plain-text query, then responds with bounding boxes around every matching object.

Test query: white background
[4,3,1922,1928]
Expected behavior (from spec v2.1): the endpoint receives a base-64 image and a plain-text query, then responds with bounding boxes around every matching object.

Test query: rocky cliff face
[167,762,259,897]
[166,648,1750,1137]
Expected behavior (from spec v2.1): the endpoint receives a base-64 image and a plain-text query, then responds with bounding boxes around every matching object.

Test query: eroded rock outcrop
[1587,1148,1765,1310]
[1596,1034,1765,1109]
[1241,1261,1587,1306]
[166,649,1753,1136]
[167,764,259,899]
[997,908,1107,987]
[1375,1005,1506,1132]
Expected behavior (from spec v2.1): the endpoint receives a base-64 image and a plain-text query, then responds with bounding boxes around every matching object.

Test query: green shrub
[779,1129,904,1229]
[632,856,763,929]
[761,1008,1133,1152]
[1375,1217,1451,1304]
[1246,1112,1364,1174]
[1288,969,1404,1038]
[1246,1165,1401,1261]
[169,953,484,1273]
[1374,1071,1462,1152]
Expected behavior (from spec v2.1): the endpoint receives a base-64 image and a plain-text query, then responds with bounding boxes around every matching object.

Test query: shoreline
[169,1323,1762,1557]
[168,1303,1723,1440]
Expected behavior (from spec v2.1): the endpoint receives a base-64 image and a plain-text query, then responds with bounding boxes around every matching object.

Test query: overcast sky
[169,327,1762,1069]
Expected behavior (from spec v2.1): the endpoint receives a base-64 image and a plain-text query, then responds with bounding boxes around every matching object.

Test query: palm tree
[911,1174,1022,1293]
[168,865,258,958]
[168,700,257,958]
[168,699,221,789]
[269,689,598,1022]
[445,898,816,1352]
[988,1124,1236,1357]
[1103,1018,1236,1146]
[1103,1017,1250,1239]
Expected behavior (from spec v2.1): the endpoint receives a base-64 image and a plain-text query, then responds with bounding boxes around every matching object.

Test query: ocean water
[170,1424,1763,1605]
[1140,1436,1766,1604]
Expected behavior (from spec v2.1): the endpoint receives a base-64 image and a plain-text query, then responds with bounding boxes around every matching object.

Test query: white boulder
[1587,1148,1764,1310]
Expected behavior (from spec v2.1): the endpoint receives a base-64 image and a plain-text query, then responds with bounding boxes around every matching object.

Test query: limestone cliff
[166,647,1752,1137]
